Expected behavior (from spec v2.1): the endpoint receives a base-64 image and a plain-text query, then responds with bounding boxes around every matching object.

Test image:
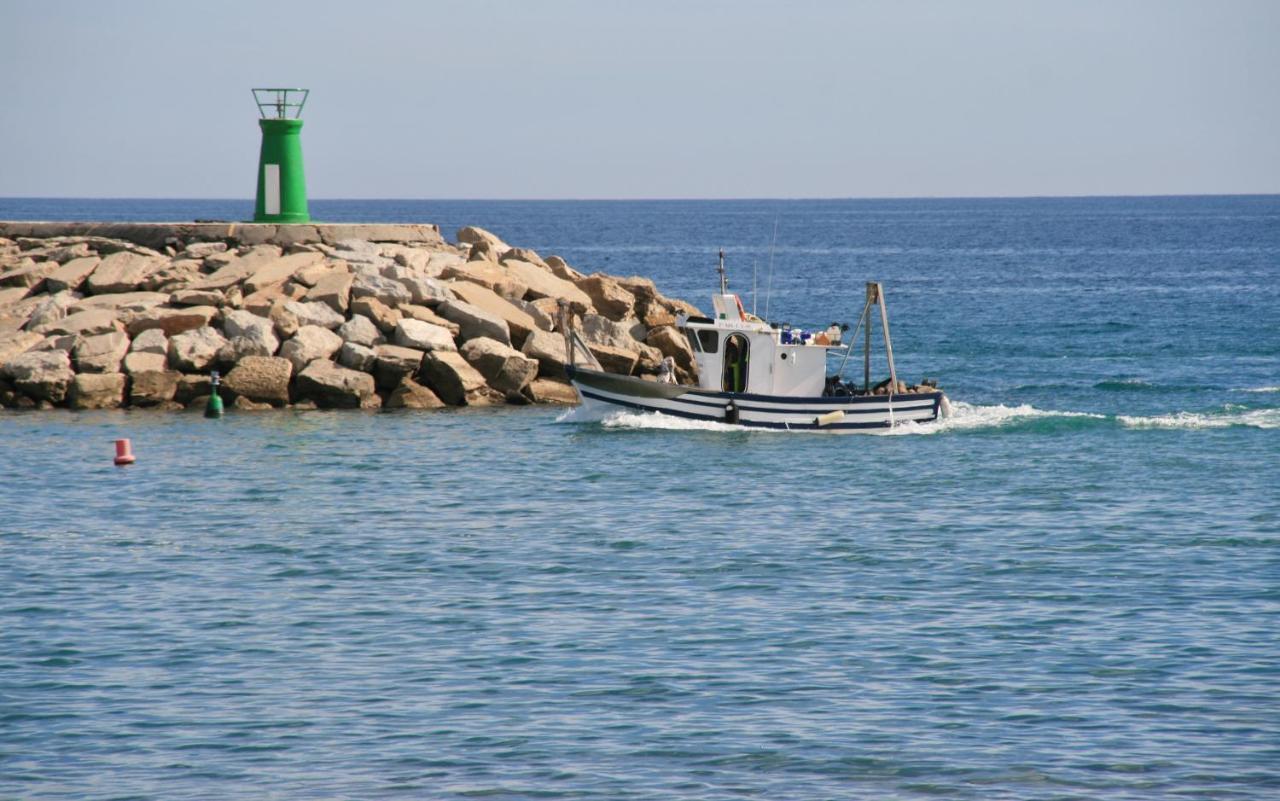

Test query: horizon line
[1,192,1278,203]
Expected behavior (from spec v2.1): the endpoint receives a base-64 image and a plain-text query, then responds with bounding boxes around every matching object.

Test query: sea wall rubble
[0,222,701,411]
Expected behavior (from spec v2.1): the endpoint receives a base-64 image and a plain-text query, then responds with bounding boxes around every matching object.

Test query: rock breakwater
[0,222,701,411]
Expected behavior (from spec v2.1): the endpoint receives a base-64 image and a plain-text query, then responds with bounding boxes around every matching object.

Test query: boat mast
[869,282,898,392]
[864,294,872,390]
[717,248,728,295]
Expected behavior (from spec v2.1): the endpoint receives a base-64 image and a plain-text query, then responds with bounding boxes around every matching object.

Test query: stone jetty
[0,222,701,411]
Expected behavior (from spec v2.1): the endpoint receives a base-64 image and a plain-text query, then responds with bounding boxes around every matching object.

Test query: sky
[2,0,1277,199]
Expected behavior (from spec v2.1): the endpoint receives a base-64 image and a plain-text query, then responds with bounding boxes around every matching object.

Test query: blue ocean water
[1,196,1278,800]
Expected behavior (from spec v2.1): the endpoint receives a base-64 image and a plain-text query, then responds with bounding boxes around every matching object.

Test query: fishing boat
[565,254,948,432]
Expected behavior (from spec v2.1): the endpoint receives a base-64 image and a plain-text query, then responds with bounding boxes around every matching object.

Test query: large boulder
[426,252,466,276]
[0,331,42,369]
[521,329,569,378]
[400,304,460,335]
[384,246,433,273]
[446,281,537,346]
[580,313,642,352]
[223,356,293,405]
[396,274,455,306]
[515,298,555,333]
[169,288,227,307]
[128,370,180,406]
[142,259,204,292]
[525,377,579,405]
[68,372,125,409]
[336,314,383,347]
[372,344,425,390]
[351,274,412,308]
[2,349,75,403]
[304,270,354,313]
[279,325,344,372]
[44,256,100,293]
[419,349,489,406]
[544,255,583,282]
[281,299,344,330]
[22,292,80,332]
[588,343,639,375]
[617,275,660,300]
[394,318,456,352]
[349,296,402,335]
[440,260,526,299]
[31,334,78,353]
[456,225,510,253]
[502,259,593,311]
[183,242,228,257]
[242,251,324,294]
[186,245,283,291]
[337,341,377,373]
[129,328,167,354]
[174,373,212,405]
[0,260,56,289]
[217,336,274,363]
[122,351,168,374]
[636,297,677,329]
[242,282,305,316]
[168,326,229,372]
[125,305,218,337]
[72,291,169,314]
[222,309,280,355]
[460,337,539,395]
[466,239,503,263]
[499,247,548,267]
[437,298,510,345]
[73,330,130,373]
[576,274,636,319]
[645,324,697,374]
[292,259,344,288]
[84,251,167,295]
[28,242,92,263]
[0,286,32,319]
[385,377,445,409]
[294,360,379,409]
[40,308,120,337]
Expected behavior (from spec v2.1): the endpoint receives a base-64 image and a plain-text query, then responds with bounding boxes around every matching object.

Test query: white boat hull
[567,367,943,433]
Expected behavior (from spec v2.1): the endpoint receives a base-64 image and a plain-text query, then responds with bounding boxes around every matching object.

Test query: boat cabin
[678,293,842,396]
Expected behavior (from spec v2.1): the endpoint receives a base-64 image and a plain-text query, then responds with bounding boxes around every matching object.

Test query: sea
[1,196,1277,800]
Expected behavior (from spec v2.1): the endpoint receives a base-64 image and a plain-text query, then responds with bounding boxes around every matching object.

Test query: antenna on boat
[717,248,728,294]
[752,257,758,316]
[764,216,778,320]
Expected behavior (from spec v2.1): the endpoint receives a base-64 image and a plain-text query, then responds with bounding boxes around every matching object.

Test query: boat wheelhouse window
[681,327,702,353]
[697,330,719,353]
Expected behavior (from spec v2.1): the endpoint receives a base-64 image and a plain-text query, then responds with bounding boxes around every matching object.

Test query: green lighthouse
[252,88,310,223]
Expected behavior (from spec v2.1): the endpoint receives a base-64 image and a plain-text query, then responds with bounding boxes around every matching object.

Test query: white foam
[1118,407,1280,430]
[599,410,749,433]
[876,400,1106,435]
[1240,386,1280,394]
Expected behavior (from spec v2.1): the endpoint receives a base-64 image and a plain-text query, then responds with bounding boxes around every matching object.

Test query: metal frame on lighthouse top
[252,88,309,120]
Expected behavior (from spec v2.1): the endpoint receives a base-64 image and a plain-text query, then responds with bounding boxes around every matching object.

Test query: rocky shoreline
[0,222,701,411]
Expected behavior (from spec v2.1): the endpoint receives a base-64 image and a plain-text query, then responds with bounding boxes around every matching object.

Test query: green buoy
[205,370,224,418]
[252,88,310,223]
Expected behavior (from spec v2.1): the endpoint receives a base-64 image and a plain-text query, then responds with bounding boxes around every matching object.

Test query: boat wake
[559,399,1278,435]
[1117,407,1280,430]
[874,401,1105,435]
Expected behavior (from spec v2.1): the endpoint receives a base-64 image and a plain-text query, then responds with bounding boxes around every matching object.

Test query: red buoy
[114,439,136,466]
